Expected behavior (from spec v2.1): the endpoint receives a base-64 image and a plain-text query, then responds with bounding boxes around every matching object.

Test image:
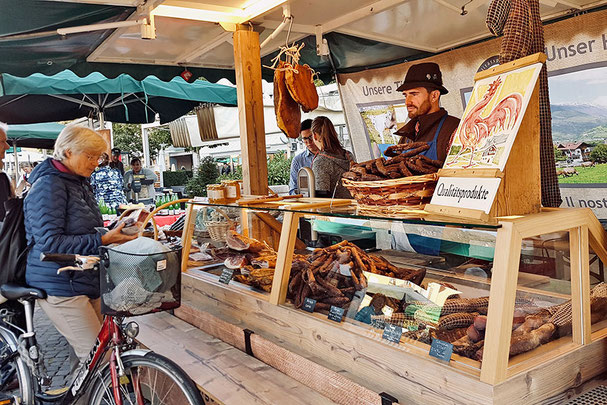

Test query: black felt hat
[396,62,449,95]
[111,147,121,155]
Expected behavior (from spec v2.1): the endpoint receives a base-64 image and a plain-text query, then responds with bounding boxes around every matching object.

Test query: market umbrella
[6,122,64,149]
[0,70,237,125]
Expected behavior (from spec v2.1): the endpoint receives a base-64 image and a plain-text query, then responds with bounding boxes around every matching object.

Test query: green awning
[6,122,65,149]
[0,70,237,124]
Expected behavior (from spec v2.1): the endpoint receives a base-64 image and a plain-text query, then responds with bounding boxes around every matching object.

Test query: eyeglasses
[85,153,103,163]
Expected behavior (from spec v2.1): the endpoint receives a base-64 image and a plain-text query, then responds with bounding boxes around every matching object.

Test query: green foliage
[112,123,142,156]
[267,152,292,186]
[590,144,607,163]
[554,146,566,162]
[148,126,172,160]
[163,171,193,187]
[185,156,219,197]
[217,165,243,182]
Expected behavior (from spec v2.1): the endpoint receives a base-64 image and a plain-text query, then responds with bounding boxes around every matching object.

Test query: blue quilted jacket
[24,158,103,298]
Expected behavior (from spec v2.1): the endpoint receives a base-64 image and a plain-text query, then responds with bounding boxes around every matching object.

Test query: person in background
[24,126,136,371]
[355,294,387,325]
[15,162,33,197]
[289,119,319,195]
[311,116,354,199]
[394,62,460,163]
[0,122,12,225]
[109,147,124,176]
[123,157,157,204]
[90,152,127,208]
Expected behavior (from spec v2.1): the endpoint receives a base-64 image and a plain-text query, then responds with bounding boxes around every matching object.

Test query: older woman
[24,126,136,368]
[311,116,355,199]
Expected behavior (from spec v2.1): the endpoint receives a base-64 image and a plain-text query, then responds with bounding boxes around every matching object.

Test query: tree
[112,123,142,156]
[554,145,566,162]
[185,156,219,197]
[267,151,292,186]
[590,144,607,163]
[148,126,172,160]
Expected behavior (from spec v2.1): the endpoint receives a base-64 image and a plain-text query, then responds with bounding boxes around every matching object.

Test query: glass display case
[177,198,607,402]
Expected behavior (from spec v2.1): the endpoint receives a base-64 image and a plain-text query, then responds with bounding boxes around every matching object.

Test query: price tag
[327,306,345,323]
[302,298,317,313]
[429,338,453,362]
[382,324,403,344]
[156,259,167,271]
[218,268,234,285]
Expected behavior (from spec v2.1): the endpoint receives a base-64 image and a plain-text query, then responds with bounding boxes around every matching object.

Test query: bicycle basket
[99,245,182,317]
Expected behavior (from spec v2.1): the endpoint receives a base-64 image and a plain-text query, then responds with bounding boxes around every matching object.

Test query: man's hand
[101,222,138,245]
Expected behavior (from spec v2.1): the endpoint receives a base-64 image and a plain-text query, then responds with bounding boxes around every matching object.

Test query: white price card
[430,177,501,214]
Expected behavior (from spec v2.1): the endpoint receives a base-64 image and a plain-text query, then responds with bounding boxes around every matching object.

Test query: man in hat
[395,62,460,163]
[109,147,124,176]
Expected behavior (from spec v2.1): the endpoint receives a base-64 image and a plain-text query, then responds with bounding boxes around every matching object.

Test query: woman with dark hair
[311,116,355,198]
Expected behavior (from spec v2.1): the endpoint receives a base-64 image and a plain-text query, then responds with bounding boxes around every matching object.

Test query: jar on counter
[206,184,226,204]
[222,180,241,203]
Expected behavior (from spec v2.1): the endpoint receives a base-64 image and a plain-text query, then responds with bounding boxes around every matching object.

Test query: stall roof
[1,0,606,82]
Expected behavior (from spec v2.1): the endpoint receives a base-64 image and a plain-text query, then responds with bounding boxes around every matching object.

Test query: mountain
[551,103,607,143]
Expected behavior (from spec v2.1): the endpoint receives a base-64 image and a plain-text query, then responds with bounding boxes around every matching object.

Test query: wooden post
[269,211,301,305]
[180,203,197,272]
[233,28,269,196]
[480,221,522,384]
[570,225,591,345]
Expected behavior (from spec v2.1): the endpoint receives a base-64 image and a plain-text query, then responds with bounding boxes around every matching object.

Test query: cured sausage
[274,62,301,139]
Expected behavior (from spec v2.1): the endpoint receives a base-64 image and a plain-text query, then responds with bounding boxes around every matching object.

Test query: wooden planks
[180,273,494,405]
[269,211,302,304]
[136,311,337,405]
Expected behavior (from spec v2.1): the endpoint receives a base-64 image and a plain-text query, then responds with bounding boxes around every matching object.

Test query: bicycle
[0,251,204,404]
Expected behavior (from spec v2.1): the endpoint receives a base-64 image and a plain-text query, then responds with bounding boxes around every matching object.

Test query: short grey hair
[53,126,108,160]
[0,121,7,134]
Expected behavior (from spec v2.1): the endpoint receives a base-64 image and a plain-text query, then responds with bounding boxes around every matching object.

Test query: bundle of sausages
[288,240,426,312]
[342,142,443,182]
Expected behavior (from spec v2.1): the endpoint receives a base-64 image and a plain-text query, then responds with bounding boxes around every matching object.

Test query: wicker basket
[342,173,438,212]
[202,207,235,242]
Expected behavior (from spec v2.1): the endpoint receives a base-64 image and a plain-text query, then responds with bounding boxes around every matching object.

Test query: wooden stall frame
[179,198,607,401]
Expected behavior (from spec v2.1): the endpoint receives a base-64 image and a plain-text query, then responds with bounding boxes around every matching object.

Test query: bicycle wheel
[88,351,204,405]
[0,329,35,404]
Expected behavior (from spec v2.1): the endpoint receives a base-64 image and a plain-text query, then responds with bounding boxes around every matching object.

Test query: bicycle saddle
[0,283,46,301]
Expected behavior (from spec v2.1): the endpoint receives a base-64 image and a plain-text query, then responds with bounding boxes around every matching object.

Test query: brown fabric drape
[487,0,562,207]
[195,104,219,141]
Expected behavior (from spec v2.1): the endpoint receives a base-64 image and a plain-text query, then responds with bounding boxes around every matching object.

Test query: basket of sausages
[342,142,441,213]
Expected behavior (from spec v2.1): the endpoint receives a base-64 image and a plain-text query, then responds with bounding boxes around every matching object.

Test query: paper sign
[302,298,317,313]
[156,259,167,271]
[430,177,501,214]
[382,324,403,343]
[328,306,345,323]
[429,338,453,362]
[218,268,234,285]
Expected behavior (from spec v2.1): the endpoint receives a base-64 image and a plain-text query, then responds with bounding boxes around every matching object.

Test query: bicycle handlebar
[40,252,77,263]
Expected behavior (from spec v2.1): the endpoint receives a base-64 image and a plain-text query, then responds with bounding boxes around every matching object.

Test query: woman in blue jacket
[24,126,136,369]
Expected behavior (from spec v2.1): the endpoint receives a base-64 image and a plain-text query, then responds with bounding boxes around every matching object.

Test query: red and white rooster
[448,77,523,168]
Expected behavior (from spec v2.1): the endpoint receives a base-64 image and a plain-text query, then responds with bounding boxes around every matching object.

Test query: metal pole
[142,126,150,167]
[13,141,19,186]
[98,111,105,130]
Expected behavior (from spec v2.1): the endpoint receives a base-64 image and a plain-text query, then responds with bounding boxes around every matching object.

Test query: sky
[549,66,607,107]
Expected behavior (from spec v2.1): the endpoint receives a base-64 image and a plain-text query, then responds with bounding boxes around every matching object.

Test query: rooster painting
[447,77,523,168]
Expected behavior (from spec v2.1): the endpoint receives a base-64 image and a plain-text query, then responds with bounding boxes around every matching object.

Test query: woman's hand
[101,222,138,245]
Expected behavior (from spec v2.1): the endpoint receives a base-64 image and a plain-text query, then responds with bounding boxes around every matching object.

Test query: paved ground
[33,307,72,390]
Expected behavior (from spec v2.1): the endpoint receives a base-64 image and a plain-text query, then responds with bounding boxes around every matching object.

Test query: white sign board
[430,177,502,214]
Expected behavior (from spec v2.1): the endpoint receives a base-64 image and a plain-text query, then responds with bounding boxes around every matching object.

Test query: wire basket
[99,245,182,317]
[202,207,235,242]
[342,173,438,212]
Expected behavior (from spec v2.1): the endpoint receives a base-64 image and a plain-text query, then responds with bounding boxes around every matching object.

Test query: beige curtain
[168,118,191,147]
[196,104,218,141]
